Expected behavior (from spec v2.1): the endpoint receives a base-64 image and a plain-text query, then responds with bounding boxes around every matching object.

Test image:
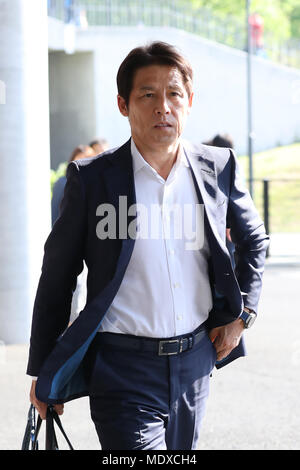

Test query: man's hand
[30,380,64,420]
[209,318,244,362]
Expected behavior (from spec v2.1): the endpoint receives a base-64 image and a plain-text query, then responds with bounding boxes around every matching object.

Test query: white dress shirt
[98,139,213,338]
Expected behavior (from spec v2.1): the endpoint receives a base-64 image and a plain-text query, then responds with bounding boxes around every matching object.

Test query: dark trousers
[88,327,216,450]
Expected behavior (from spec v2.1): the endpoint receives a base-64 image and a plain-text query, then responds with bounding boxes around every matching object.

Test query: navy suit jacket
[27,138,269,404]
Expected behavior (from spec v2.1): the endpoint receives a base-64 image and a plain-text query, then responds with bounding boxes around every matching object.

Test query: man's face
[118,65,193,154]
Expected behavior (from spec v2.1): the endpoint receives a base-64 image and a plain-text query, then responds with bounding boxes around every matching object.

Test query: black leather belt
[95,324,207,356]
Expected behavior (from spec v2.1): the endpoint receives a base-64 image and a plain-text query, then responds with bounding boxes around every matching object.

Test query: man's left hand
[209,318,244,361]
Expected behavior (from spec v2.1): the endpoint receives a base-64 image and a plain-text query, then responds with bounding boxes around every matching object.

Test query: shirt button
[177,315,183,321]
[173,282,180,289]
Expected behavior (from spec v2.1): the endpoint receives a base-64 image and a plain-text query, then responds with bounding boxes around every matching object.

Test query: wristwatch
[240,309,257,329]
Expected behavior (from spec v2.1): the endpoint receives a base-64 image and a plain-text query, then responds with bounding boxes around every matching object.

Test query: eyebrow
[138,84,183,91]
[139,86,155,91]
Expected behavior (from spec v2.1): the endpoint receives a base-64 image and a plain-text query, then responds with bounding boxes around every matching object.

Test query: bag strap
[21,404,39,450]
[45,407,59,450]
[41,406,74,450]
[49,407,74,450]
[32,410,42,450]
[30,405,73,450]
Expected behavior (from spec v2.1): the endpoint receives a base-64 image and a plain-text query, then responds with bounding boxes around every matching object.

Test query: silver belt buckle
[158,339,179,356]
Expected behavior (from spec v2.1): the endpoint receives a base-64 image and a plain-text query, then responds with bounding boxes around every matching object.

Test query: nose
[154,95,170,115]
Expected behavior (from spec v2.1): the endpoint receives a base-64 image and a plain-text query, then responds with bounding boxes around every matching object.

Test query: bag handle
[22,405,74,450]
[47,406,74,450]
[21,404,39,450]
[32,413,42,450]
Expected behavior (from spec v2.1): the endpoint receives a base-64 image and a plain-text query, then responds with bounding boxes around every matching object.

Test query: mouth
[154,122,172,128]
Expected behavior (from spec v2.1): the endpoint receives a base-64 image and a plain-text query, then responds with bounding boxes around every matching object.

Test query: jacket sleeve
[26,162,87,376]
[226,149,270,313]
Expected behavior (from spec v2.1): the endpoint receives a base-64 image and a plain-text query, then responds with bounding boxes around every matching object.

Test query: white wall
[49,21,300,159]
[49,50,96,168]
[0,0,51,343]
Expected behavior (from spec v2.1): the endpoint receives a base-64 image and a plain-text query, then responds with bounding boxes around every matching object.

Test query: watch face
[246,313,256,328]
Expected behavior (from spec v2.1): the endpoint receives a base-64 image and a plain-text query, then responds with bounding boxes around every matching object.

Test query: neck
[133,139,180,180]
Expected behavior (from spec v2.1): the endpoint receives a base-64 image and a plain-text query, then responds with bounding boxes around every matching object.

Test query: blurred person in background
[64,0,75,24]
[249,12,265,56]
[51,145,94,226]
[89,138,109,156]
[203,133,234,149]
[64,0,89,28]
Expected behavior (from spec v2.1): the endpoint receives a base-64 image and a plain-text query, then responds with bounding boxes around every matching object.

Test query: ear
[187,92,194,114]
[117,95,129,117]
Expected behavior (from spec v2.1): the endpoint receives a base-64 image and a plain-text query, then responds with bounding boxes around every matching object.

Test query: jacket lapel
[183,142,227,252]
[103,139,136,214]
[103,140,137,283]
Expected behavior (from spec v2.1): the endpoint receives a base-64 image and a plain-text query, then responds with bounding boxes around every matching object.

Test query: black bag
[21,404,74,450]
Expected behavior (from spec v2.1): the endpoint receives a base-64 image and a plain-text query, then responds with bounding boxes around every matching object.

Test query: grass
[238,143,300,233]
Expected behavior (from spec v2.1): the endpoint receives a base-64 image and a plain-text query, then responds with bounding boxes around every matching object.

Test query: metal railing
[251,178,300,236]
[47,0,300,69]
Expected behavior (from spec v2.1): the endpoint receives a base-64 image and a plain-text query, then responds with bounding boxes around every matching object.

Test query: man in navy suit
[27,42,269,450]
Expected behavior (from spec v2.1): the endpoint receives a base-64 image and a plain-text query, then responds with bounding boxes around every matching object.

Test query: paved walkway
[0,233,299,450]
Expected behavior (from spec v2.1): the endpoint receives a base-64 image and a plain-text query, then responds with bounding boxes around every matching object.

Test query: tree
[181,0,300,41]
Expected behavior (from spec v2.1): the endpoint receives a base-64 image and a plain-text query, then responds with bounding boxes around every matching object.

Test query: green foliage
[290,4,300,37]
[180,0,300,41]
[50,162,68,197]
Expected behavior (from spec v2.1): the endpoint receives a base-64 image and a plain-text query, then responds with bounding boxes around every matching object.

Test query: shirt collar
[130,138,189,176]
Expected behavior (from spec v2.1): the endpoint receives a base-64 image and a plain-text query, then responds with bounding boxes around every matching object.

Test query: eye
[144,93,154,98]
[170,91,181,97]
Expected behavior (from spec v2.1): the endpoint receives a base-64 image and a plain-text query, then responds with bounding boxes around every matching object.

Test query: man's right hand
[30,380,64,420]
